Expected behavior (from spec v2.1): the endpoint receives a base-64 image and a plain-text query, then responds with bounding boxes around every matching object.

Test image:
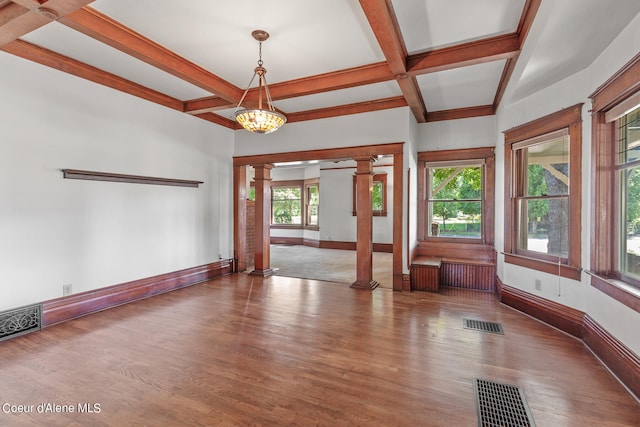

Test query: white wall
[0,53,235,311]
[495,12,640,354]
[234,108,411,157]
[416,115,497,152]
[318,163,394,245]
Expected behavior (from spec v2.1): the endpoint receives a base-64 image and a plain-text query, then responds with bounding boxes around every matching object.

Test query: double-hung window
[617,106,640,282]
[426,161,483,239]
[272,185,302,225]
[418,147,495,245]
[589,54,640,307]
[504,104,582,280]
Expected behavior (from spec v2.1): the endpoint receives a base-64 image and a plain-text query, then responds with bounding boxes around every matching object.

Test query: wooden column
[233,164,247,272]
[351,156,379,290]
[250,163,275,277]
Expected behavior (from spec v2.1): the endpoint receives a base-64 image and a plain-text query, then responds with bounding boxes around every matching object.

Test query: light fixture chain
[258,41,263,66]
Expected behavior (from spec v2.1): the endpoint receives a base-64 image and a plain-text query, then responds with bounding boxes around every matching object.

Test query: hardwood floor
[0,274,638,426]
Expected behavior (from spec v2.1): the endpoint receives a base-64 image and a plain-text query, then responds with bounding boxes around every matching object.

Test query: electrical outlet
[63,284,72,296]
[534,279,541,291]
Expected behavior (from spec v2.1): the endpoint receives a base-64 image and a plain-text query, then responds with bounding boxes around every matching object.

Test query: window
[617,106,640,283]
[305,180,319,228]
[268,179,319,229]
[590,54,640,307]
[427,162,483,239]
[504,104,582,280]
[352,173,387,216]
[418,147,494,245]
[513,129,570,259]
[272,185,302,225]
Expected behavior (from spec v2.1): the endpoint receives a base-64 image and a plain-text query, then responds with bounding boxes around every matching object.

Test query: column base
[249,268,277,278]
[350,280,379,290]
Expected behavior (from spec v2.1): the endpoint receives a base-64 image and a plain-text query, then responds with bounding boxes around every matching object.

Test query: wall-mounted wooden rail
[62,169,203,187]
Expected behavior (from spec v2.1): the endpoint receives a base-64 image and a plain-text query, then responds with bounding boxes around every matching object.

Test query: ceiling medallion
[233,30,286,134]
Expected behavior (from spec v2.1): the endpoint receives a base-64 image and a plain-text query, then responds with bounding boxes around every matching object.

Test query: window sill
[270,224,303,230]
[586,271,640,313]
[504,253,581,281]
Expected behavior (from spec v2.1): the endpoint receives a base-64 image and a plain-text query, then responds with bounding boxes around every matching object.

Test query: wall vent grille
[0,304,42,342]
[464,318,504,334]
[474,378,535,427]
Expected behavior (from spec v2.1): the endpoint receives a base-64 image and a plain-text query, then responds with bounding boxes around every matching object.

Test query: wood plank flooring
[0,273,638,426]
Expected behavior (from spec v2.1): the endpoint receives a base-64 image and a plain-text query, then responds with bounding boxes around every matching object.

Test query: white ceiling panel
[391,0,526,53]
[418,60,506,111]
[512,0,640,101]
[91,0,385,87]
[20,23,212,100]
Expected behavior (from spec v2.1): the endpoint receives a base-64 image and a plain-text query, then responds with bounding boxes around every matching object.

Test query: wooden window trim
[417,147,495,246]
[352,173,388,216]
[589,53,640,310]
[269,178,321,230]
[503,104,583,280]
[304,178,320,231]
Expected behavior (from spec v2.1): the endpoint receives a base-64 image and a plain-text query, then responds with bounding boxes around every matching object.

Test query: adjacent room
[1,0,639,425]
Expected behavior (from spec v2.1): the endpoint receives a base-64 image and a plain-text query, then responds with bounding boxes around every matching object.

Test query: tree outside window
[427,164,482,239]
[272,186,302,225]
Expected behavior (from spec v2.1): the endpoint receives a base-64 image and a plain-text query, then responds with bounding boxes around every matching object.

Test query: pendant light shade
[233,30,286,134]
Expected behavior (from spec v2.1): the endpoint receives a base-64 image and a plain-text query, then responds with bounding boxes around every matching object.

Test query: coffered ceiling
[1,0,638,131]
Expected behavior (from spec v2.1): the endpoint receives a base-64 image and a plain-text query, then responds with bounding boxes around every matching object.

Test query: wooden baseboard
[583,315,640,399]
[499,281,639,400]
[42,259,232,327]
[271,237,304,246]
[319,240,393,253]
[500,284,584,338]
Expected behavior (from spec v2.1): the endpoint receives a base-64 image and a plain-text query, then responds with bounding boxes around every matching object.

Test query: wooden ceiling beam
[59,6,243,103]
[1,39,184,110]
[0,0,94,46]
[359,0,427,122]
[493,0,541,109]
[182,62,393,114]
[425,105,495,122]
[407,33,520,76]
[286,96,407,123]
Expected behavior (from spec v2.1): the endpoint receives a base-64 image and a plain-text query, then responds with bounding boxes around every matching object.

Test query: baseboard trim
[583,315,640,399]
[499,280,639,400]
[319,240,393,253]
[42,259,232,327]
[500,284,584,338]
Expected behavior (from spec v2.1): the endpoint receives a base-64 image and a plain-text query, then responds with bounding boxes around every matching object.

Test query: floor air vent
[474,378,535,427]
[464,318,504,334]
[0,304,42,342]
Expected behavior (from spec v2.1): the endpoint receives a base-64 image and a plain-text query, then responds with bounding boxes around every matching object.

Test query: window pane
[427,164,482,239]
[518,198,568,258]
[372,181,384,211]
[307,185,319,226]
[272,187,301,224]
[619,106,640,164]
[430,166,482,200]
[429,201,481,238]
[524,136,569,197]
[621,165,640,279]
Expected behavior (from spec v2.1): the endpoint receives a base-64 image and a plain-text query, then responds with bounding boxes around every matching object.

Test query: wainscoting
[270,236,393,253]
[42,259,233,327]
[498,277,640,400]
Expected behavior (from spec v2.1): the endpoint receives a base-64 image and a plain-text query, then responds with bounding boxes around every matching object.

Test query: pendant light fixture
[233,30,286,134]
